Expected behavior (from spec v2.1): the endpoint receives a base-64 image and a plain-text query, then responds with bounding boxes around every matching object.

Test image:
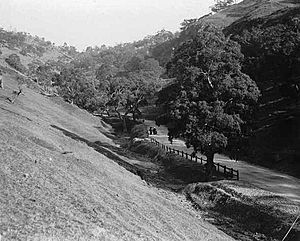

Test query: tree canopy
[157,25,260,179]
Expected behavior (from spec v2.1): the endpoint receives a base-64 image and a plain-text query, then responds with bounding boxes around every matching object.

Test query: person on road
[149,127,153,135]
[152,127,157,135]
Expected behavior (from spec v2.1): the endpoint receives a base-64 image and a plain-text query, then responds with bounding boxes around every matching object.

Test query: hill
[151,1,300,177]
[0,28,75,89]
[0,71,234,240]
[200,0,300,28]
[151,0,300,66]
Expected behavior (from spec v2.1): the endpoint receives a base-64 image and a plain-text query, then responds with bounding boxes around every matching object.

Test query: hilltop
[200,0,300,28]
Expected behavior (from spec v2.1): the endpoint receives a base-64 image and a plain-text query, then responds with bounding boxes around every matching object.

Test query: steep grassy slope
[0,73,233,240]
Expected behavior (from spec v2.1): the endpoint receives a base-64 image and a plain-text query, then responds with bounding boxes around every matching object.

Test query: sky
[0,0,216,50]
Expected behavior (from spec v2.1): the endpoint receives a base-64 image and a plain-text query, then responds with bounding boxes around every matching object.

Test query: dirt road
[145,120,300,204]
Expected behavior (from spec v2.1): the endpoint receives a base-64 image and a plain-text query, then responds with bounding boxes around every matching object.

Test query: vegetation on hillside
[1,1,299,176]
[153,5,300,177]
[226,7,300,173]
[156,26,260,180]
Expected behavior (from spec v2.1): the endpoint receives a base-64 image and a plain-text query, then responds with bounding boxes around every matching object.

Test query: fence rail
[150,137,239,180]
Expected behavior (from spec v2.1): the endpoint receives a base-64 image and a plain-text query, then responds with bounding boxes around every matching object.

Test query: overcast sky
[0,0,216,50]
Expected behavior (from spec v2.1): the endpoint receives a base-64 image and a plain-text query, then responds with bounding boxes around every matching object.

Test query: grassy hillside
[0,71,234,240]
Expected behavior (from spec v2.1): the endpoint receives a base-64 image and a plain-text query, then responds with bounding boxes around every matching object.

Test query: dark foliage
[130,124,149,139]
[157,25,260,179]
[225,7,300,174]
[5,54,27,73]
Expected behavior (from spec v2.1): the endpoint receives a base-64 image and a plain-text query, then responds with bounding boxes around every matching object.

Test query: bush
[5,54,26,73]
[129,140,206,182]
[129,141,165,160]
[130,124,149,139]
[20,48,27,56]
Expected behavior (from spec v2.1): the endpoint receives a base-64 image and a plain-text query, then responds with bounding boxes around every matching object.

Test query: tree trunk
[205,152,215,181]
[122,116,128,133]
[115,109,128,133]
[132,111,136,121]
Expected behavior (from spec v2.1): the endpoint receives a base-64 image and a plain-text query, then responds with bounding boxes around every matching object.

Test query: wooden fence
[150,137,239,180]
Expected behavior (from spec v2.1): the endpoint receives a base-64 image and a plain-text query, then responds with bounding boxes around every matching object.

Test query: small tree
[5,54,26,73]
[160,25,260,180]
[96,57,163,132]
[53,67,98,111]
[211,0,235,13]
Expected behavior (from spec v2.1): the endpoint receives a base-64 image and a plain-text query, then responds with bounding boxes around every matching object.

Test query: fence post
[217,163,220,172]
[181,151,184,157]
[230,168,234,179]
[224,166,227,176]
[185,153,188,159]
[237,170,239,180]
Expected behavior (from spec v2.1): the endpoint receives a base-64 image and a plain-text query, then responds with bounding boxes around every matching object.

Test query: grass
[104,117,300,241]
[0,73,233,240]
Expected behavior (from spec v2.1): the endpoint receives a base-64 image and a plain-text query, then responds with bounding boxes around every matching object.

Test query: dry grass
[0,74,233,240]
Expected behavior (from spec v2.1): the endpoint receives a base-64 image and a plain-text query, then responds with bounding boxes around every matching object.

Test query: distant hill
[0,28,75,78]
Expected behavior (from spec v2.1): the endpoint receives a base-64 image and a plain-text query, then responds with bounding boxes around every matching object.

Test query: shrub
[5,54,26,73]
[20,48,27,56]
[130,124,149,139]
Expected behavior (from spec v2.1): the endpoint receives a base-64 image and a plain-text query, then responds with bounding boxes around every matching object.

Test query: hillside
[200,0,300,28]
[0,72,234,240]
[151,1,300,177]
[0,28,74,87]
[151,0,300,66]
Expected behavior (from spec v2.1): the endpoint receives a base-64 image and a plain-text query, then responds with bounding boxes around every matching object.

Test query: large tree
[96,57,163,131]
[53,67,100,112]
[158,25,260,180]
